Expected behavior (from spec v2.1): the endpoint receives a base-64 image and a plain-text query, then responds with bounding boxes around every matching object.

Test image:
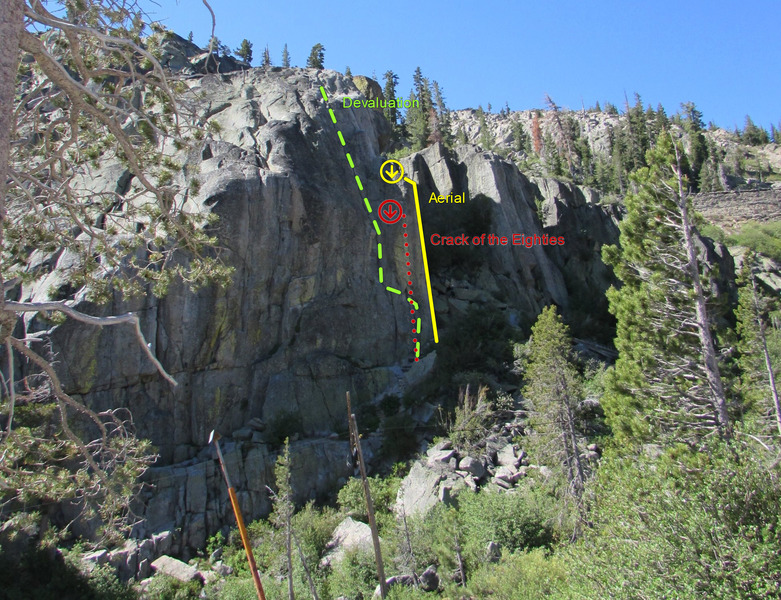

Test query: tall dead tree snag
[346,391,387,598]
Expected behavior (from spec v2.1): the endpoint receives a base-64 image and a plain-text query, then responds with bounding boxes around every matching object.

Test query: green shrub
[456,488,555,571]
[142,574,200,600]
[326,548,379,599]
[728,220,781,262]
[292,501,342,563]
[212,577,260,600]
[464,548,569,600]
[337,475,400,535]
[0,545,137,600]
[566,442,781,599]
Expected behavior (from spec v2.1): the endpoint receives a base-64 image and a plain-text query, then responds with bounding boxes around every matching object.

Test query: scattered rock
[151,555,200,582]
[491,477,512,489]
[486,541,501,563]
[232,427,253,441]
[199,570,218,585]
[420,565,440,592]
[495,465,520,484]
[212,560,233,577]
[427,448,456,466]
[496,444,519,468]
[458,456,485,479]
[248,418,266,431]
[208,547,223,564]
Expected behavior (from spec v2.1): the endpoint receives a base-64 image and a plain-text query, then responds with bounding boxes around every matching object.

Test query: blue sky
[144,0,779,132]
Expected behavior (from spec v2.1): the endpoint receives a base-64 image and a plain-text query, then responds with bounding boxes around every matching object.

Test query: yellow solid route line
[404,176,439,343]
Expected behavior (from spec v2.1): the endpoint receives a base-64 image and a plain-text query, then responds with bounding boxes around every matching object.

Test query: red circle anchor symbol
[378,199,403,225]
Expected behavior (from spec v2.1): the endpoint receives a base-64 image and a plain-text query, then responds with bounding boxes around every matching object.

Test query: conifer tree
[282,43,290,67]
[306,43,324,69]
[456,126,468,145]
[406,68,432,151]
[512,119,531,153]
[602,133,731,444]
[477,106,495,151]
[432,80,454,148]
[382,70,399,126]
[735,252,781,436]
[344,65,352,77]
[262,45,271,67]
[235,38,253,64]
[681,101,708,189]
[523,306,586,497]
[272,439,296,600]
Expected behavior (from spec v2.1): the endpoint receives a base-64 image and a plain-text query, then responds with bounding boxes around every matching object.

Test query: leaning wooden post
[209,430,266,600]
[346,392,387,598]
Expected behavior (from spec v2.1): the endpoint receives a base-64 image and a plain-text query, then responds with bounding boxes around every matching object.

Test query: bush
[142,575,200,600]
[456,488,555,571]
[464,548,569,600]
[566,442,781,599]
[728,220,781,262]
[0,546,136,600]
[337,475,401,535]
[326,548,379,599]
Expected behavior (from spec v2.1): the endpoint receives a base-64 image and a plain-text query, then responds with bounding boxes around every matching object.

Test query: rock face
[13,67,627,551]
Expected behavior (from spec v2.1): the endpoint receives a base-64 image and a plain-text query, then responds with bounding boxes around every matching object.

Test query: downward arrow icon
[382,205,398,221]
[378,199,403,224]
[385,166,399,180]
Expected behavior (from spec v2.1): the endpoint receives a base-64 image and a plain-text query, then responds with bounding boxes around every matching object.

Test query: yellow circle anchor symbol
[379,159,404,184]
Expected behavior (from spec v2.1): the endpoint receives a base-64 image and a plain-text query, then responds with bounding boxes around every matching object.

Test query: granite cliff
[13,66,628,559]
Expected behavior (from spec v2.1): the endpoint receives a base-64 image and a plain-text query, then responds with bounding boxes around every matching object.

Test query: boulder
[212,561,233,577]
[395,461,444,517]
[420,565,440,592]
[458,456,485,479]
[151,555,199,582]
[496,444,519,468]
[321,517,376,567]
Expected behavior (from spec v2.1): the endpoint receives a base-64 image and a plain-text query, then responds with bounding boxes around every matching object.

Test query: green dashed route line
[320,84,420,359]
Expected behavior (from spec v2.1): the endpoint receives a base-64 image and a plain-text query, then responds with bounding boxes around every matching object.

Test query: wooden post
[346,392,387,598]
[211,431,266,600]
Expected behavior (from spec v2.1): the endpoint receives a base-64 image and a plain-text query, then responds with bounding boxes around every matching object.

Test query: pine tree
[680,102,708,189]
[432,80,453,148]
[344,65,352,77]
[235,38,253,64]
[477,106,495,151]
[406,67,432,151]
[187,31,194,43]
[523,306,586,497]
[742,115,770,146]
[382,70,399,126]
[595,100,601,112]
[602,133,731,445]
[456,126,468,145]
[512,119,530,153]
[261,45,271,67]
[282,43,290,67]
[735,252,781,437]
[306,43,324,69]
[272,439,296,600]
[406,90,429,151]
